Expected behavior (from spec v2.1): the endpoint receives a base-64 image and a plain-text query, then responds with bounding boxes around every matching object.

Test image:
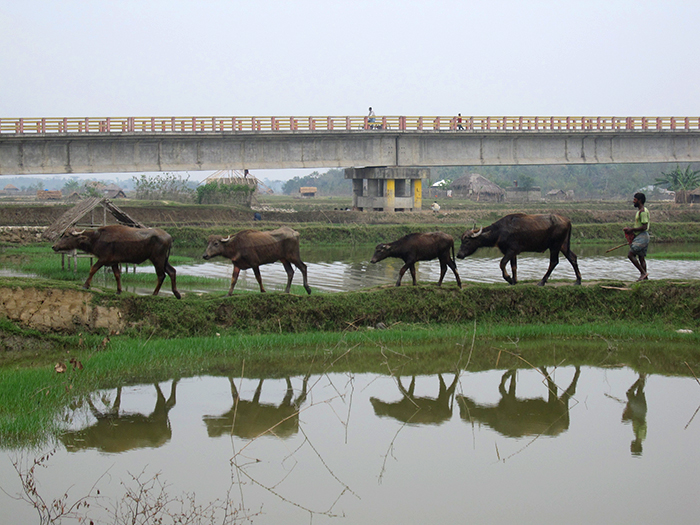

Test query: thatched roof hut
[451,173,505,202]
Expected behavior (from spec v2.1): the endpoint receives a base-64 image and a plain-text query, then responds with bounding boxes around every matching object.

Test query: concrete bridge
[2,115,700,176]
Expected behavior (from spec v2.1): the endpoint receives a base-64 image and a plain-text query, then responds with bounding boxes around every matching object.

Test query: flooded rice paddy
[2,365,700,524]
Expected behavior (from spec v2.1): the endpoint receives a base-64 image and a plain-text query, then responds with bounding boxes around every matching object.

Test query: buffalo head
[52,229,89,252]
[370,243,392,264]
[456,227,483,259]
[202,235,232,260]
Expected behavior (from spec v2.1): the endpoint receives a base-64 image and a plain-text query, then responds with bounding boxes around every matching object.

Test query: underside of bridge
[345,167,429,212]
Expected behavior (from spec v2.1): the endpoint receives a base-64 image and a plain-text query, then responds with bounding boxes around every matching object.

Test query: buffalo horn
[472,227,483,238]
[71,229,85,236]
[221,235,231,243]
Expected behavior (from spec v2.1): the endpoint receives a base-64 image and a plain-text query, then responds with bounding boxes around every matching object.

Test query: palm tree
[654,165,700,203]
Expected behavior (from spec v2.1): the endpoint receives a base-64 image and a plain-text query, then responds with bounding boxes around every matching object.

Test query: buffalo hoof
[575,280,582,286]
[174,291,182,299]
[537,281,546,287]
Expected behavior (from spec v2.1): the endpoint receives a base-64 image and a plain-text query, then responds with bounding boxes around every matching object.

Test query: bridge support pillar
[345,167,428,212]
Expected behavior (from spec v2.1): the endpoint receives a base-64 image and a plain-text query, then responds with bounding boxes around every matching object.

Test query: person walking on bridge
[624,192,650,281]
[368,107,376,129]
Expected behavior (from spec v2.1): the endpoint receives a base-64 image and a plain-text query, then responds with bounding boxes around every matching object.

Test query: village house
[450,173,506,202]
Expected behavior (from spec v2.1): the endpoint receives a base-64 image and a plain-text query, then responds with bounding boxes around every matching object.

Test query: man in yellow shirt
[623,192,650,281]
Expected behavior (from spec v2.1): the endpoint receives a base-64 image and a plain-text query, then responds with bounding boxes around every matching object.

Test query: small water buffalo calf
[52,225,181,298]
[370,231,462,288]
[457,213,582,286]
[202,227,311,295]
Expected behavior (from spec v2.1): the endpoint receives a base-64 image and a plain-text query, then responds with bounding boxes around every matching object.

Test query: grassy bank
[2,278,699,340]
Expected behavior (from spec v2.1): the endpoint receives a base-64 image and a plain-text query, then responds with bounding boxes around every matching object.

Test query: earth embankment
[2,281,698,338]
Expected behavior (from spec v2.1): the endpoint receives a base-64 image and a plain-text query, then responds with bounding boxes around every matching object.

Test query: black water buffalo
[370,231,462,287]
[457,213,582,286]
[52,225,181,298]
[202,226,311,295]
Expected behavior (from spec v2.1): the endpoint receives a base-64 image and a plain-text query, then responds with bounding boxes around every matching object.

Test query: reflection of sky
[2,367,700,524]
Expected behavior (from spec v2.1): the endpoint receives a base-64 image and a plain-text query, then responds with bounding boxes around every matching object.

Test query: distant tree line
[433,163,700,200]
[282,168,351,196]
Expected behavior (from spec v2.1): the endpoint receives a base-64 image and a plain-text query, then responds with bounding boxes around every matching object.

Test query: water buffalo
[52,225,181,298]
[202,227,311,295]
[370,231,462,287]
[457,213,582,286]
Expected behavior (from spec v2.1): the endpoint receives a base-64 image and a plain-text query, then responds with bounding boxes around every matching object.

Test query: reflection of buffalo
[203,376,309,439]
[370,373,460,425]
[457,367,580,437]
[61,380,179,453]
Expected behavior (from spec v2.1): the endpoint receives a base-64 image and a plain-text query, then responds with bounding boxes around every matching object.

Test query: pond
[2,364,699,524]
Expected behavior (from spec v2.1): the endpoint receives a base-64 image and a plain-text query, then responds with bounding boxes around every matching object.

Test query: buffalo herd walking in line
[52,213,583,298]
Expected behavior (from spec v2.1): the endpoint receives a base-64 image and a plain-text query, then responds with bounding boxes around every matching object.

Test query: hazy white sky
[2,0,698,181]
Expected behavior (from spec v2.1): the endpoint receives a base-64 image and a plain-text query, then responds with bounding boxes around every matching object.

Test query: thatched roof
[452,173,505,195]
[42,197,145,242]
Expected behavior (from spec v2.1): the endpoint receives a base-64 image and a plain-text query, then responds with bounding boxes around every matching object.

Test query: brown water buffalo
[202,227,311,295]
[457,213,582,286]
[370,231,462,287]
[52,225,181,298]
[457,367,580,438]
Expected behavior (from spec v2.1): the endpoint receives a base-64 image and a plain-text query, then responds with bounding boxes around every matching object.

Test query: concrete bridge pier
[345,167,428,211]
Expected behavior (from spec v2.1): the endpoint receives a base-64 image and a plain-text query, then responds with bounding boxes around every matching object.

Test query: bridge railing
[1,116,699,134]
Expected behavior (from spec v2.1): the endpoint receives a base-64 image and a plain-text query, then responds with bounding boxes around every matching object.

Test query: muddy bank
[0,287,124,333]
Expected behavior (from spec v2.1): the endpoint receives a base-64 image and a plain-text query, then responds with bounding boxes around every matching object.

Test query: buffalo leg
[409,263,418,285]
[228,265,241,296]
[152,264,167,296]
[539,249,560,286]
[396,264,408,286]
[562,248,582,285]
[252,266,266,293]
[281,260,295,293]
[83,261,106,290]
[111,263,123,294]
[292,258,312,295]
[439,254,462,288]
[448,258,462,288]
[437,258,448,286]
[165,262,181,299]
[500,253,516,285]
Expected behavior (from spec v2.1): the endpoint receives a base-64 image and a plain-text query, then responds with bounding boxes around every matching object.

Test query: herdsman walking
[623,192,650,282]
